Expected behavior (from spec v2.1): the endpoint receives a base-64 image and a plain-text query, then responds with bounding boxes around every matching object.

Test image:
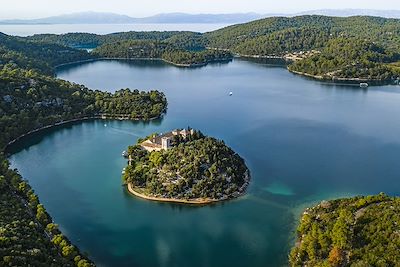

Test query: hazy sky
[1,0,400,19]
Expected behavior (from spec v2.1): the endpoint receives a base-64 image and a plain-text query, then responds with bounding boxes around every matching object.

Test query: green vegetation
[205,15,400,80]
[0,66,167,148]
[25,31,200,50]
[123,130,250,200]
[289,38,400,80]
[23,15,400,80]
[205,16,400,52]
[0,32,168,266]
[0,153,94,266]
[290,193,400,267]
[93,40,232,66]
[0,33,94,75]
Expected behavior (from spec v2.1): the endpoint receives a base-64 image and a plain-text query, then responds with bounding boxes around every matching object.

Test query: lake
[9,59,400,267]
[0,23,229,36]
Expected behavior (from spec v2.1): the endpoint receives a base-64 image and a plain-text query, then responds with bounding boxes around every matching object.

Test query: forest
[123,130,249,200]
[0,153,93,266]
[289,38,400,80]
[0,65,167,148]
[0,33,94,75]
[92,40,232,66]
[290,193,400,266]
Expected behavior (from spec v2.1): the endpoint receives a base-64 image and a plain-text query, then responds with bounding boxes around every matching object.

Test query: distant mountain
[295,9,400,18]
[1,10,400,25]
[0,12,264,25]
[0,12,136,24]
[136,12,264,24]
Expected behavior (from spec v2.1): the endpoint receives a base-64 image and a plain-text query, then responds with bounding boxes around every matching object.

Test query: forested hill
[205,15,400,52]
[290,194,400,266]
[25,31,205,50]
[0,33,94,74]
[22,15,400,81]
[205,15,400,81]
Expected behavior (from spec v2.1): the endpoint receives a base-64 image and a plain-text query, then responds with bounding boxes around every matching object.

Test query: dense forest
[0,33,167,266]
[289,38,400,80]
[205,15,400,80]
[25,31,206,50]
[0,33,94,75]
[290,193,400,266]
[0,66,167,148]
[92,40,232,66]
[123,131,250,200]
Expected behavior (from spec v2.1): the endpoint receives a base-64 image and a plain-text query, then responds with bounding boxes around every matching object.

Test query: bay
[9,58,400,267]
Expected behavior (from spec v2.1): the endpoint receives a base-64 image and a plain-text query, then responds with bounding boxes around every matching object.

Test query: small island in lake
[122,128,250,204]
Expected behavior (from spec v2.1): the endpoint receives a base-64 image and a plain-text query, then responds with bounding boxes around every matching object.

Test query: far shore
[55,56,231,69]
[288,69,394,83]
[55,56,395,85]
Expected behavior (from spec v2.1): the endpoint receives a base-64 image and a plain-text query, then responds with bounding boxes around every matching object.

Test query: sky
[1,0,400,19]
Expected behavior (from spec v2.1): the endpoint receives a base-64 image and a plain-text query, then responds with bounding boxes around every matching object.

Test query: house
[141,128,195,152]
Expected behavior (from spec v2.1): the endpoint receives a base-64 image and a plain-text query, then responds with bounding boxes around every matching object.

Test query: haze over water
[0,23,228,37]
[9,59,400,266]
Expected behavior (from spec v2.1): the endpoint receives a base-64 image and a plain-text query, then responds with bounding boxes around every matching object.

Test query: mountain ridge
[2,9,400,25]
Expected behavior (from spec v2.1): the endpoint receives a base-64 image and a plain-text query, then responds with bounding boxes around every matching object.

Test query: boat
[229,92,233,96]
[104,124,107,127]
[360,83,369,88]
[122,151,128,158]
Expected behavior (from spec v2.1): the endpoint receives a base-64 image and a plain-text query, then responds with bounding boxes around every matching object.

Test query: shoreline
[55,57,395,85]
[55,56,232,69]
[126,171,250,205]
[288,69,394,83]
[3,113,164,153]
[126,183,223,204]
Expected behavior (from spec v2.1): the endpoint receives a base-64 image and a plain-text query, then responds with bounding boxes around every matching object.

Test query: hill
[290,194,400,266]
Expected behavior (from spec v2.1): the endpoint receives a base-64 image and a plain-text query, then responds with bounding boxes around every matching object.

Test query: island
[289,193,400,267]
[122,128,250,204]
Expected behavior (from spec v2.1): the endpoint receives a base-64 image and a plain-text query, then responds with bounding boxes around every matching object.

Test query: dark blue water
[9,59,400,267]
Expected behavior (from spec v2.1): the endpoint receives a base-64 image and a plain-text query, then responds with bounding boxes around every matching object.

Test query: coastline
[54,55,233,69]
[3,113,164,153]
[126,183,222,204]
[287,68,393,83]
[126,171,250,205]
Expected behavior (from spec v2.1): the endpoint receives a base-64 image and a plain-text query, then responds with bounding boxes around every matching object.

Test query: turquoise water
[9,59,400,267]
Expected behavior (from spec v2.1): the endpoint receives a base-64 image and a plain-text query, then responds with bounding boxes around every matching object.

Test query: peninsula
[123,129,250,204]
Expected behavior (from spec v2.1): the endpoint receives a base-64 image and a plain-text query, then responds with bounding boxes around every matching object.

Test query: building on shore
[140,128,195,152]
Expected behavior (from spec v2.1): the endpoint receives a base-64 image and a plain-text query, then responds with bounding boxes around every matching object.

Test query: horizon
[2,0,400,20]
[1,8,400,22]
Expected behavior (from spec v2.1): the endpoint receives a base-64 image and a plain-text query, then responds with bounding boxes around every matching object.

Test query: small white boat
[229,92,233,96]
[360,83,369,88]
[104,124,107,127]
[122,151,128,157]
